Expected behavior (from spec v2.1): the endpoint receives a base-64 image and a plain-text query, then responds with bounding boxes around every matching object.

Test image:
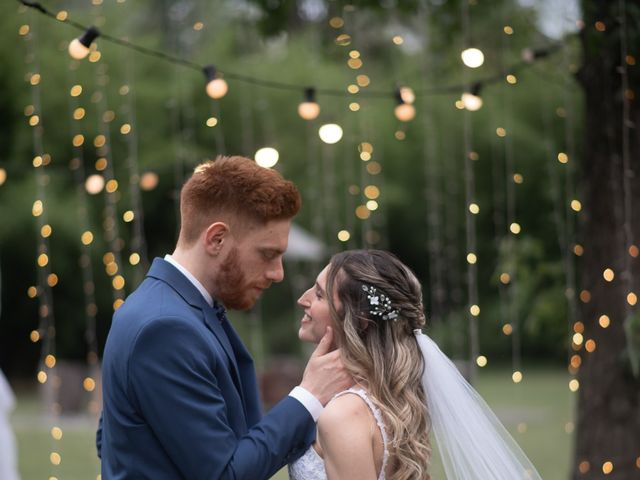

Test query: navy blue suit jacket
[97,258,315,479]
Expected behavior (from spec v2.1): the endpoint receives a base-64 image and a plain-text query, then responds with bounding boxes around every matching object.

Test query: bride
[289,249,542,480]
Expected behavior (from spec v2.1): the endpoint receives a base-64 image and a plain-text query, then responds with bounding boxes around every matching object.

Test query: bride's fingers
[311,327,334,358]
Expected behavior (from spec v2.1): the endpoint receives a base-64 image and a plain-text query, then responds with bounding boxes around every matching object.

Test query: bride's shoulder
[318,389,374,434]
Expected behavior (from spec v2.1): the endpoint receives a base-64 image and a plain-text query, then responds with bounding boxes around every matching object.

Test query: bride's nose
[297,288,312,307]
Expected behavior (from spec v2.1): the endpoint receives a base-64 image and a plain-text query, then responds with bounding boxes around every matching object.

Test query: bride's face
[297,265,339,344]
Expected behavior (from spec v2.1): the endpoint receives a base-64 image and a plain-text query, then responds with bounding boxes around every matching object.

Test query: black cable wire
[18,0,563,100]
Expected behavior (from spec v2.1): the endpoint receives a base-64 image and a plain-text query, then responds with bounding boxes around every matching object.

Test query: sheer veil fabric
[415,331,543,480]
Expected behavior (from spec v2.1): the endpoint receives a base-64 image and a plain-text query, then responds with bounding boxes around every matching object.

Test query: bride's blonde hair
[325,250,432,480]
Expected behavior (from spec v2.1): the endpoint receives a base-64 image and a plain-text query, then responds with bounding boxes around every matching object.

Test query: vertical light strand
[21,8,62,476]
[549,3,584,468]
[561,14,579,400]
[490,110,511,340]
[362,109,385,250]
[120,44,149,285]
[208,100,226,155]
[307,121,325,252]
[358,139,369,248]
[321,138,338,248]
[89,5,126,311]
[442,115,465,357]
[418,1,446,325]
[488,18,509,341]
[340,8,365,249]
[539,62,578,440]
[618,0,636,356]
[167,8,191,238]
[340,97,358,249]
[344,14,366,250]
[500,9,522,383]
[461,0,480,383]
[238,77,262,363]
[66,59,101,419]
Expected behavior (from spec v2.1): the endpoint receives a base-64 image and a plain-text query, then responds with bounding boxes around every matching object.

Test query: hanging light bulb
[85,174,105,194]
[394,88,415,122]
[298,87,320,120]
[461,92,482,111]
[255,147,279,168]
[399,86,415,104]
[318,123,343,144]
[203,65,228,99]
[461,47,485,68]
[461,82,483,111]
[68,26,100,60]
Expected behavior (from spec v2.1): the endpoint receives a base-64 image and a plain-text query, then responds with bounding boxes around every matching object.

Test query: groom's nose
[265,258,284,283]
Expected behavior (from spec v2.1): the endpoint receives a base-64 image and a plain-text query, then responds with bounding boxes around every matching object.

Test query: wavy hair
[325,250,432,480]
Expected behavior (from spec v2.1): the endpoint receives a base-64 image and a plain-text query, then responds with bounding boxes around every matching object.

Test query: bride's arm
[317,394,378,480]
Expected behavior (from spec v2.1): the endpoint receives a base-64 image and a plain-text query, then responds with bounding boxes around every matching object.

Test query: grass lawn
[11,365,572,479]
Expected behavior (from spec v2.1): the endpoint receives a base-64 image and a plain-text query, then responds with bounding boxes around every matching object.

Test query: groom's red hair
[178,155,301,246]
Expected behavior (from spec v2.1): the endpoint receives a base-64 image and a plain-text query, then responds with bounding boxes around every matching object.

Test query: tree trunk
[574,1,640,479]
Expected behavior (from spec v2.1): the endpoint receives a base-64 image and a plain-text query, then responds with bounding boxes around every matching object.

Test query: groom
[97,155,350,479]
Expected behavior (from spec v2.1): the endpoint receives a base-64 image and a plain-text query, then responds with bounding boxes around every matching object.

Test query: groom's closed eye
[260,248,283,260]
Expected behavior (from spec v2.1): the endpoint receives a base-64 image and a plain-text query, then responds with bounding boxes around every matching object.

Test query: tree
[574,0,640,478]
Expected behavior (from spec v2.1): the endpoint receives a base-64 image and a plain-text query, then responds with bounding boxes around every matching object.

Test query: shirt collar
[164,254,214,307]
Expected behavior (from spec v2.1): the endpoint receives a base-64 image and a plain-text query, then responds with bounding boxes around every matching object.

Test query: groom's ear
[203,222,229,256]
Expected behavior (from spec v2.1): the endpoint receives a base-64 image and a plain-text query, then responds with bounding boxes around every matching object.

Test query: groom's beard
[215,246,254,311]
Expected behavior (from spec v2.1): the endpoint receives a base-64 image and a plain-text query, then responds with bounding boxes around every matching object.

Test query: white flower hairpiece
[362,284,399,321]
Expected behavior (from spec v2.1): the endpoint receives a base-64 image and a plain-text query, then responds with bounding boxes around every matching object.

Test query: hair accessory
[362,284,399,321]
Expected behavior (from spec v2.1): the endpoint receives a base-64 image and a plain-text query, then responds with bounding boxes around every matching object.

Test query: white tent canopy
[285,223,326,261]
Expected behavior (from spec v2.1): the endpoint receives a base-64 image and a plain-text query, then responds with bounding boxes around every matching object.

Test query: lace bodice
[288,388,389,480]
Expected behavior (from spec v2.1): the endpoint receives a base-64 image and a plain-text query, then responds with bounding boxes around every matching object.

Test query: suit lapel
[219,317,262,426]
[146,258,243,397]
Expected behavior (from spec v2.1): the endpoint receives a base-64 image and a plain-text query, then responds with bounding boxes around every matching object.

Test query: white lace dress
[288,388,389,480]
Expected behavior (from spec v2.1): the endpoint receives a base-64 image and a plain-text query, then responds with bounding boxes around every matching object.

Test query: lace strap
[333,388,389,480]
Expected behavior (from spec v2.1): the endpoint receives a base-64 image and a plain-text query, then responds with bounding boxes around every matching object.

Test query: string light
[254,147,279,168]
[399,86,415,104]
[461,83,483,111]
[603,268,615,281]
[329,17,344,29]
[599,315,610,328]
[298,87,320,120]
[337,230,350,242]
[203,65,228,99]
[85,174,105,194]
[19,0,563,119]
[68,26,100,60]
[318,123,343,144]
[461,47,485,68]
[394,87,415,122]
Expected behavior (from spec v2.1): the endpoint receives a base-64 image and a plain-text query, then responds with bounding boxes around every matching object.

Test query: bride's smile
[297,266,337,345]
